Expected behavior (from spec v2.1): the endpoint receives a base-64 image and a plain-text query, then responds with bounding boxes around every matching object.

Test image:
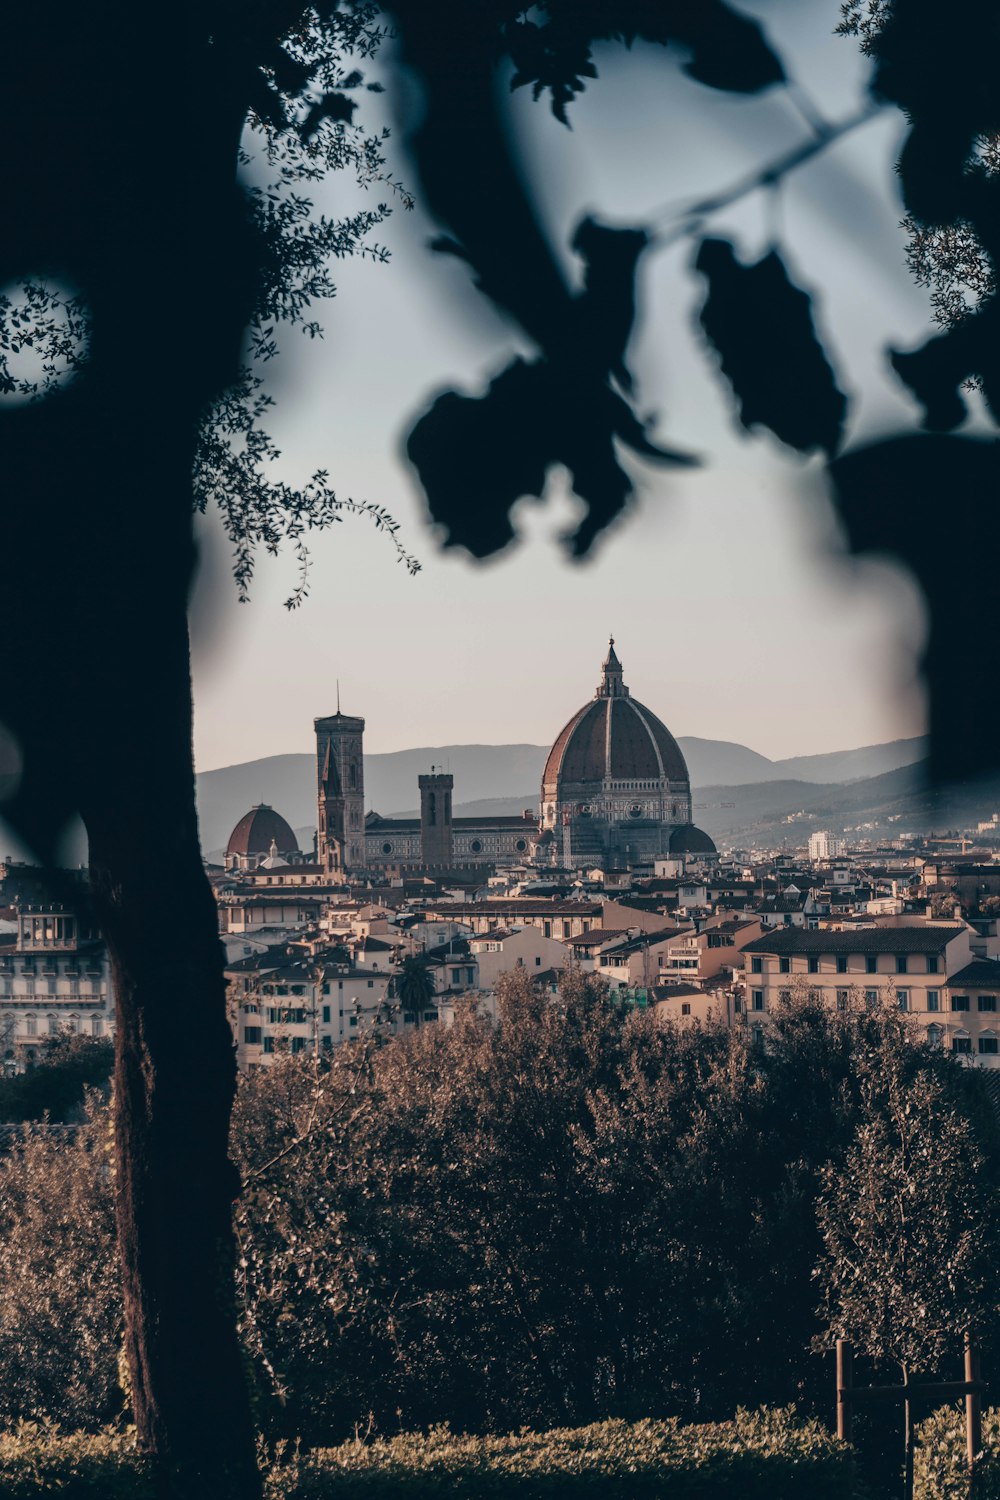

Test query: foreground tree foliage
[2,974,996,1449]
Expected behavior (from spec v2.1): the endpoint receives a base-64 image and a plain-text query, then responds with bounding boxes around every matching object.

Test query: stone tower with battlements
[419,770,454,868]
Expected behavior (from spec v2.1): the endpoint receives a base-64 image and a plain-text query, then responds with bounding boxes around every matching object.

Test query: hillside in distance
[195,735,929,856]
[693,762,1000,846]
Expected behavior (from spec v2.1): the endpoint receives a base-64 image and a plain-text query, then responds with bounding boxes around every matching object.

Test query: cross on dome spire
[598,636,627,698]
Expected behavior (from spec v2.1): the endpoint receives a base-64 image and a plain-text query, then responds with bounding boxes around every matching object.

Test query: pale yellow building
[738,921,1000,1065]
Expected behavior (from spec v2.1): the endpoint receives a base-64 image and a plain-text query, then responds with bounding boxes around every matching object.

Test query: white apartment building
[808,831,846,861]
[0,903,113,1064]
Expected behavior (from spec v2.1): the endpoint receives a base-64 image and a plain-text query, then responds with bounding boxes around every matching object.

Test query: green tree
[815,1025,1000,1497]
[394,955,437,1024]
[0,1094,121,1429]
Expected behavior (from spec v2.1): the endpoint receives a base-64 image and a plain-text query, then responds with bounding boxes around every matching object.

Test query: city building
[808,831,846,861]
[737,921,1000,1061]
[533,640,717,872]
[0,899,112,1065]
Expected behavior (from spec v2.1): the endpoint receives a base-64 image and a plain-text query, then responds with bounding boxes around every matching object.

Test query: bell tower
[419,769,453,868]
[315,699,366,875]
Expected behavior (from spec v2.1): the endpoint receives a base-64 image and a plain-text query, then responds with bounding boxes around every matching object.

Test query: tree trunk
[83,595,260,1499]
[902,1365,914,1500]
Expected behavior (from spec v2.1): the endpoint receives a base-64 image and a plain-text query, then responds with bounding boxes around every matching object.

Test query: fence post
[837,1338,853,1443]
[966,1331,982,1474]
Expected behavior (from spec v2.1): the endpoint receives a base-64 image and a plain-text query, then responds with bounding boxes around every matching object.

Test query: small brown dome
[226,805,300,859]
[669,825,717,856]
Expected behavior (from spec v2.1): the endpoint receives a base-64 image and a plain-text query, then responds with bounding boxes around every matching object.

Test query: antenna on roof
[336,679,340,714]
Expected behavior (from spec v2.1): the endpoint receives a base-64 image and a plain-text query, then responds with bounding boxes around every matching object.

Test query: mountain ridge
[195,736,928,855]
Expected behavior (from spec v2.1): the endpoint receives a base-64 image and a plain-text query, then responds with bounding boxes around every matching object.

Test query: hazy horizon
[196,723,926,778]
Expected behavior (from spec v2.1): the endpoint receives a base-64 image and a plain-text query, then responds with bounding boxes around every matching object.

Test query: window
[263,1036,274,1054]
[979,995,997,1012]
[91,1017,102,1038]
[47,1015,58,1035]
[864,990,879,1010]
[367,980,373,989]
[751,1025,764,1046]
[928,990,940,1012]
[403,1011,416,1023]
[681,1003,691,1016]
[322,1006,330,1023]
[865,956,877,974]
[46,978,56,995]
[896,955,909,975]
[928,955,940,974]
[423,1011,438,1022]
[752,991,764,1011]
[535,956,542,967]
[808,956,820,974]
[24,979,34,999]
[897,990,909,1012]
[24,1015,36,1036]
[979,1037,999,1055]
[836,990,848,1012]
[953,1037,972,1054]
[467,968,475,983]
[778,989,791,1004]
[451,969,461,984]
[927,1024,943,1046]
[952,995,970,1012]
[836,956,848,974]
[350,1016,358,1027]
[779,957,791,974]
[291,1037,306,1054]
[244,1027,262,1045]
[751,957,763,974]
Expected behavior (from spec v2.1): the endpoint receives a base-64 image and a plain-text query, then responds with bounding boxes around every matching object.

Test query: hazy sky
[190,0,945,772]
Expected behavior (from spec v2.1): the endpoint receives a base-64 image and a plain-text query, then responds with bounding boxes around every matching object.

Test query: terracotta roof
[226,805,300,858]
[543,696,689,789]
[565,928,629,946]
[542,647,688,791]
[742,924,965,955]
[946,960,1000,990]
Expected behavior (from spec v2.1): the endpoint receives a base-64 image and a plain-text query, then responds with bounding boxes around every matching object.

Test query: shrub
[269,1407,858,1498]
[0,1039,113,1125]
[0,1424,152,1499]
[0,1410,857,1499]
[915,1405,1000,1500]
[0,1098,122,1430]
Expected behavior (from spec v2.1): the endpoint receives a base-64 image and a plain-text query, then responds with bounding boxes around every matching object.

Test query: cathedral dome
[226,805,300,860]
[542,640,690,794]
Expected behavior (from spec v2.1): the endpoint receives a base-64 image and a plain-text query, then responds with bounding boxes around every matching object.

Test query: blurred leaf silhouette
[407,218,695,557]
[830,434,1000,783]
[695,238,848,457]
